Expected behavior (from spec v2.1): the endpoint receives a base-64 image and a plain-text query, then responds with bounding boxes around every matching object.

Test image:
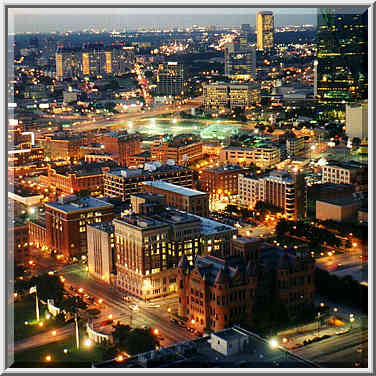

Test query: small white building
[210,327,250,356]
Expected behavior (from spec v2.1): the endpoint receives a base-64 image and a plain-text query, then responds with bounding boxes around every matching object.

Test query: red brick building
[151,135,203,165]
[178,255,258,332]
[9,218,30,265]
[39,135,81,161]
[141,180,209,217]
[39,162,114,195]
[200,165,248,196]
[100,132,141,166]
[178,242,315,332]
[44,195,114,258]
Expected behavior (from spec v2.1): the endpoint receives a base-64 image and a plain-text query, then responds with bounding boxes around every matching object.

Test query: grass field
[12,332,108,368]
[14,295,65,341]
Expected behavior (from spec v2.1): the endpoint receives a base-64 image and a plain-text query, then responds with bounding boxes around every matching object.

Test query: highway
[41,97,203,133]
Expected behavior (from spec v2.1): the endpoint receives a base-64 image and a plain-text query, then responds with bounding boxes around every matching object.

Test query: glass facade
[317,8,368,106]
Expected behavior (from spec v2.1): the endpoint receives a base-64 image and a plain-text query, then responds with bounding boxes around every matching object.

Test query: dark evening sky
[9,8,317,33]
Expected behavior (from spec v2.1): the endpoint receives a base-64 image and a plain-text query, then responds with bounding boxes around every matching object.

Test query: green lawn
[12,332,108,368]
[14,295,65,341]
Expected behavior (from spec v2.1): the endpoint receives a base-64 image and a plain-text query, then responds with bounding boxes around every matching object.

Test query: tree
[111,324,158,356]
[60,296,87,315]
[276,219,290,237]
[352,137,361,147]
[29,274,65,303]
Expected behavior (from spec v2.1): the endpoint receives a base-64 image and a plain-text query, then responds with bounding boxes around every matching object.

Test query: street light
[269,338,278,349]
[350,314,355,329]
[84,338,92,348]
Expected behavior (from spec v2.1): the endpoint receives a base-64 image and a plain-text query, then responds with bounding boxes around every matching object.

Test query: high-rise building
[346,100,368,140]
[256,11,274,50]
[225,40,256,80]
[317,8,368,106]
[156,62,185,97]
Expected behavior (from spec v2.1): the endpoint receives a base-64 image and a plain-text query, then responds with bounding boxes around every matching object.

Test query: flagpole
[75,313,80,349]
[35,289,40,322]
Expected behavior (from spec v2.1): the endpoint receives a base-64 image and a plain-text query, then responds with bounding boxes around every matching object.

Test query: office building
[86,193,235,300]
[111,198,235,300]
[286,133,305,157]
[224,41,256,80]
[141,181,209,217]
[322,161,367,186]
[238,170,305,219]
[156,62,185,97]
[256,11,274,50]
[103,163,195,201]
[9,215,29,265]
[203,82,260,112]
[150,134,203,164]
[87,222,115,284]
[317,8,368,106]
[346,101,368,140]
[44,195,114,258]
[219,146,280,168]
[55,47,82,80]
[56,45,135,80]
[200,165,248,196]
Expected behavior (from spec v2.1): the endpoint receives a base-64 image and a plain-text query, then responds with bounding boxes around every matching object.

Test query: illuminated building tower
[56,47,82,80]
[256,11,274,50]
[111,46,135,75]
[313,59,318,97]
[317,8,368,106]
[224,39,256,80]
[56,48,73,80]
[156,62,185,97]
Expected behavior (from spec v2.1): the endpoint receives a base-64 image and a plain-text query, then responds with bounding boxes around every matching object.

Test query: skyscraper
[256,11,274,50]
[156,62,185,97]
[317,8,368,107]
[225,38,256,80]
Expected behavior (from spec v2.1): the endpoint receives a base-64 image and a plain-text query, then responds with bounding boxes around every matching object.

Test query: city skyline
[9,7,318,33]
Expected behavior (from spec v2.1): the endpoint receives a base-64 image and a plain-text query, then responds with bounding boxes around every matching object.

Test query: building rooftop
[106,163,189,178]
[142,181,206,197]
[317,197,362,207]
[325,160,367,170]
[93,326,317,368]
[204,164,245,174]
[45,195,114,213]
[51,162,116,177]
[88,221,114,234]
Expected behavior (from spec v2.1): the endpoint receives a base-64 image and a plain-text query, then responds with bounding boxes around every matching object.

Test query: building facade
[200,165,248,195]
[44,195,114,258]
[317,8,368,106]
[203,82,260,112]
[141,180,209,217]
[321,161,367,186]
[150,135,203,165]
[87,222,115,283]
[103,163,195,201]
[238,170,305,219]
[256,11,274,50]
[39,163,113,195]
[219,146,280,168]
[156,62,185,97]
[346,101,368,140]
